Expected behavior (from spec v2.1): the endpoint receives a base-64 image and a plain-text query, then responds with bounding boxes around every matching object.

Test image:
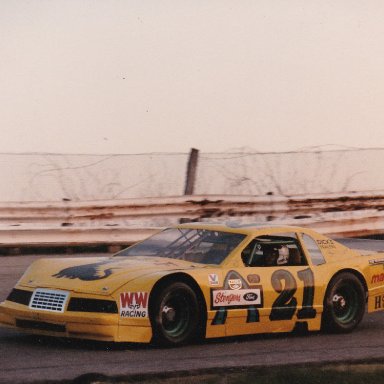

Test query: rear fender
[366,256,384,312]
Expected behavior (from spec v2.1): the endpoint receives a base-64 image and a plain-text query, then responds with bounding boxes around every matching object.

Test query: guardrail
[0,191,383,251]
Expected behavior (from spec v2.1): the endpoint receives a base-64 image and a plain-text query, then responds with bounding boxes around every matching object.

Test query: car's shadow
[4,312,380,351]
[0,325,323,351]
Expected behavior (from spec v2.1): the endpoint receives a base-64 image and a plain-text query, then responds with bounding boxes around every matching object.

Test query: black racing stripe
[67,298,118,313]
[6,289,33,306]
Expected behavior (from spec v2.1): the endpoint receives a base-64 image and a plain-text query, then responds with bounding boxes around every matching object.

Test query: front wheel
[322,272,365,333]
[151,282,201,346]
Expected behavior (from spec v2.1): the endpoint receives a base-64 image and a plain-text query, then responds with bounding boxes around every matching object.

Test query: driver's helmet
[276,245,289,265]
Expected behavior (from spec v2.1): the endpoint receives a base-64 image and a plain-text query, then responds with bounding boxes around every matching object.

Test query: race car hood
[17,256,203,295]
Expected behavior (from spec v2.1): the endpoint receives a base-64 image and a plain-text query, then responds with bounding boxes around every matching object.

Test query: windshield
[117,228,246,265]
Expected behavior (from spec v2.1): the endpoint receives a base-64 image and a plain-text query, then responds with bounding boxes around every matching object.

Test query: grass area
[71,363,384,384]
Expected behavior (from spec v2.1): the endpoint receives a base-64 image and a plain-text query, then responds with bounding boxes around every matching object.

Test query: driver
[276,245,289,265]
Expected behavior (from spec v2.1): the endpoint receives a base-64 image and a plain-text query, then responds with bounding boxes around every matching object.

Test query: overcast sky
[2,0,384,154]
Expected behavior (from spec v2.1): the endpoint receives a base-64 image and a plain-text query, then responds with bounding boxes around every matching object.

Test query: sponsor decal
[120,291,148,318]
[212,288,261,308]
[243,292,258,301]
[247,274,260,284]
[374,294,384,310]
[369,258,384,266]
[228,279,242,290]
[152,261,178,267]
[371,273,384,284]
[316,239,336,249]
[211,270,263,325]
[208,273,219,286]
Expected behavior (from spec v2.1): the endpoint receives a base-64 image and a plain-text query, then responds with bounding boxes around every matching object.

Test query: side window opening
[301,234,326,266]
[241,233,307,267]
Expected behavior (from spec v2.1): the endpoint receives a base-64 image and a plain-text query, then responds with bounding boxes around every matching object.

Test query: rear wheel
[151,282,201,346]
[322,272,365,333]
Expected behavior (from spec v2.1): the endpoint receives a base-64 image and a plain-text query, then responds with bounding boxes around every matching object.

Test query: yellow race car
[1,223,384,346]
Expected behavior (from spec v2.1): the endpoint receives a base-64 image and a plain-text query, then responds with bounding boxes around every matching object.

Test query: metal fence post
[184,148,199,195]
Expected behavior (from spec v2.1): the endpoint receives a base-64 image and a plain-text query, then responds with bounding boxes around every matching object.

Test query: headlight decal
[67,297,118,313]
[6,289,33,306]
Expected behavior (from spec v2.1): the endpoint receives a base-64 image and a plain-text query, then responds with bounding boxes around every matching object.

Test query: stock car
[1,223,384,346]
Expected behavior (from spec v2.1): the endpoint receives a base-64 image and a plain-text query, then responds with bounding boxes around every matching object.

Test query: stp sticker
[208,273,219,286]
[120,292,149,318]
[247,274,260,284]
[212,288,262,308]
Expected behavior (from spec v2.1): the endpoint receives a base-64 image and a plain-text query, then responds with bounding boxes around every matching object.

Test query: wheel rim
[160,291,191,338]
[332,284,359,324]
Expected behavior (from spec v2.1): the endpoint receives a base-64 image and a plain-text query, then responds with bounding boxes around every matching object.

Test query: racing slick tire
[322,272,366,333]
[151,282,201,346]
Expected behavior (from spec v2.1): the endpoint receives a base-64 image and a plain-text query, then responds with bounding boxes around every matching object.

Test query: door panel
[218,266,318,336]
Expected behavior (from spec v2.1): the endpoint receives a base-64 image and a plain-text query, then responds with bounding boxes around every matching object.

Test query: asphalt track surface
[0,239,384,383]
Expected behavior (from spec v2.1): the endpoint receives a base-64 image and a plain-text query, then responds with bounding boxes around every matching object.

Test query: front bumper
[0,293,152,343]
[0,300,119,341]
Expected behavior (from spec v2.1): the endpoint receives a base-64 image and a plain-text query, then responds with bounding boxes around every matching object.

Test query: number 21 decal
[269,268,317,321]
[211,268,316,326]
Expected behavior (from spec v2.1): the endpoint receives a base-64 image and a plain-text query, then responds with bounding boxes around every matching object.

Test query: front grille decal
[29,289,69,313]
